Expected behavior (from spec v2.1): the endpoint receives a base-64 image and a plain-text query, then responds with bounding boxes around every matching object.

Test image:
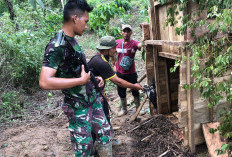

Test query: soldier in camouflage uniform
[39,0,112,156]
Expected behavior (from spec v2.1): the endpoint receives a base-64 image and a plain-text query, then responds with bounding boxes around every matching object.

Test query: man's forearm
[39,66,90,90]
[111,76,136,89]
[39,77,87,90]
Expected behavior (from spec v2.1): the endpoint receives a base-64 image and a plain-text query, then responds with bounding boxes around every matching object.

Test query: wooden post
[186,49,195,153]
[148,0,161,114]
[147,0,156,115]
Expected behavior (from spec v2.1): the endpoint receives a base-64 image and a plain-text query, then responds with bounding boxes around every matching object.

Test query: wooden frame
[143,0,231,154]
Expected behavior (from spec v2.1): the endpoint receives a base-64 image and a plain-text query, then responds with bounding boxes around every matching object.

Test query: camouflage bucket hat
[96,36,118,50]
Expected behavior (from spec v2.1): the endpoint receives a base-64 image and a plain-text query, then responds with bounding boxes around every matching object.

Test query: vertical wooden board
[193,88,201,101]
[202,122,228,157]
[158,5,170,52]
[187,50,195,152]
[145,45,154,83]
[178,85,187,104]
[157,57,170,113]
[167,4,184,53]
[147,0,156,84]
[140,23,150,41]
[153,49,161,113]
[148,0,156,40]
[165,58,171,113]
[184,123,205,146]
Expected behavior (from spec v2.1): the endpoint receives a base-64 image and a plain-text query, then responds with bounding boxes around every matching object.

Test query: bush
[88,0,131,38]
[0,91,25,122]
[0,3,62,92]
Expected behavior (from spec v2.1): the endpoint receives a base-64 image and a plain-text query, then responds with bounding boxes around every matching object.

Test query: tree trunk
[4,0,15,20]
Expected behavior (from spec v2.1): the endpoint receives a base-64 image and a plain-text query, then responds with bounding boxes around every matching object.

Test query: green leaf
[29,0,36,9]
[36,0,45,10]
[221,144,229,151]
[48,93,53,97]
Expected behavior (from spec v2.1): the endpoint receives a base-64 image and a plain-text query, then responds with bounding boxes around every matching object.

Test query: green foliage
[114,0,132,11]
[0,0,8,16]
[158,0,232,153]
[105,80,116,95]
[88,0,131,38]
[28,0,45,10]
[216,143,232,155]
[218,109,232,139]
[0,91,25,122]
[0,3,62,91]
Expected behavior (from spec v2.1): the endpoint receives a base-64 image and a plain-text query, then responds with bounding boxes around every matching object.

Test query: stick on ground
[130,95,148,122]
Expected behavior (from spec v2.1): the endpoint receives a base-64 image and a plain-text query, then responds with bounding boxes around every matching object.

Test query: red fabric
[115,39,140,74]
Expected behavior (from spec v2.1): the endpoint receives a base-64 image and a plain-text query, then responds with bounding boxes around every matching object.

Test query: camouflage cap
[96,36,118,50]
[122,24,133,31]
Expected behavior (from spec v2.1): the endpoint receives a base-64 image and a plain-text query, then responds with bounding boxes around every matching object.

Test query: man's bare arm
[110,75,142,90]
[137,42,142,50]
[39,65,90,90]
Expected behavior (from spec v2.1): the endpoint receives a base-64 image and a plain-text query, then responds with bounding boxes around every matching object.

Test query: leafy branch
[159,0,232,154]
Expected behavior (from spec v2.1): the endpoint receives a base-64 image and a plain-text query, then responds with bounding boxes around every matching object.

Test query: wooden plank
[145,40,187,47]
[184,123,205,146]
[202,122,228,157]
[140,23,150,41]
[157,57,170,113]
[154,1,160,6]
[153,46,161,114]
[167,4,184,52]
[149,0,156,41]
[145,45,154,83]
[158,5,170,52]
[147,0,156,115]
[146,2,154,84]
[154,1,175,7]
[158,51,179,60]
[164,58,171,113]
[178,98,229,128]
[149,0,162,114]
[186,49,195,153]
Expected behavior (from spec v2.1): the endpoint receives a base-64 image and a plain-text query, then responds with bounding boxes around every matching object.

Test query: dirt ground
[0,33,208,157]
[0,88,209,157]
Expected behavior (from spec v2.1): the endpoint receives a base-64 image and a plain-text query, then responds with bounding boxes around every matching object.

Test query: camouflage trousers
[61,97,112,157]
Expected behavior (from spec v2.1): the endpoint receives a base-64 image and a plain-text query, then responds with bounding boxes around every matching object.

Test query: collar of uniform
[101,55,108,62]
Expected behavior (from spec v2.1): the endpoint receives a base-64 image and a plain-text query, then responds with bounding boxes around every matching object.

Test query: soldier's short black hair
[63,0,93,22]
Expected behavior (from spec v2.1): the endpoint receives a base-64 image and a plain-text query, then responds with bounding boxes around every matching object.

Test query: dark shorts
[116,72,139,98]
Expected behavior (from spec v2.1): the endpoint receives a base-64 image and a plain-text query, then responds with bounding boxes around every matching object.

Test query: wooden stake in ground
[130,95,148,122]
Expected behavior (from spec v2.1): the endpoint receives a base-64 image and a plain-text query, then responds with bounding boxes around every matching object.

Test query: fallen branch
[141,132,156,142]
[158,150,170,157]
[127,116,154,133]
[128,104,135,111]
[130,95,148,122]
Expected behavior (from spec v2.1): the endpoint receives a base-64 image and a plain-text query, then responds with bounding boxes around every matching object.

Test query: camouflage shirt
[43,33,98,108]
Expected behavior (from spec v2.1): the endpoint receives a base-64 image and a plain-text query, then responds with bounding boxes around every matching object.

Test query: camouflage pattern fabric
[61,97,112,157]
[43,35,98,107]
[43,33,112,157]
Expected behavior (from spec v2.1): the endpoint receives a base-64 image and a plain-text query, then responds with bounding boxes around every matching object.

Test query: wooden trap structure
[141,0,231,153]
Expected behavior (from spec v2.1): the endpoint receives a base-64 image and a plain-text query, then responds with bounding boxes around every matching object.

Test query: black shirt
[88,55,116,80]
